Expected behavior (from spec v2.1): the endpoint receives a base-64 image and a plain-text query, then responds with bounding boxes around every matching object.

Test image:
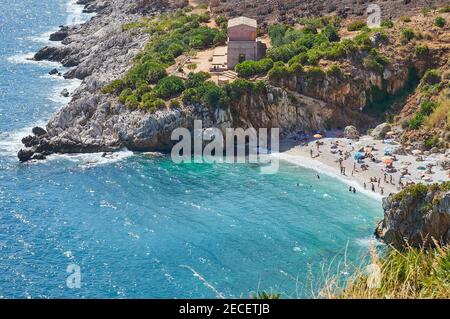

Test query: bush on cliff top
[235,58,274,78]
[347,20,367,32]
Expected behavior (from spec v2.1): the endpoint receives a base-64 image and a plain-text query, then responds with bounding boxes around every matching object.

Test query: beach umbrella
[422,175,432,181]
[412,150,422,155]
[354,152,365,159]
[384,147,394,155]
[313,134,323,139]
[383,158,394,164]
[417,166,426,171]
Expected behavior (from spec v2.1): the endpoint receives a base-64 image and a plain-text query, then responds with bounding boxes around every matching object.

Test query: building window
[239,53,246,63]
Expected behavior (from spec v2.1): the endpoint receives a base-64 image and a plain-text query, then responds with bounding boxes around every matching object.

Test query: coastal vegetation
[324,244,450,299]
[103,9,227,111]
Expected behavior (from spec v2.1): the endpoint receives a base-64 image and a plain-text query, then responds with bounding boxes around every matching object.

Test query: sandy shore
[278,135,449,201]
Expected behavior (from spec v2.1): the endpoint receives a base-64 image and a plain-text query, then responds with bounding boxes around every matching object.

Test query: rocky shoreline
[18,0,183,162]
[17,0,449,163]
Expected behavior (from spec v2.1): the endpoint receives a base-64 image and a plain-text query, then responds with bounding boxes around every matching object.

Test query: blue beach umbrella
[354,152,365,160]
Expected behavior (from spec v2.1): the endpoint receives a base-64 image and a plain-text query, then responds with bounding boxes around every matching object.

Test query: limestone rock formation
[344,126,359,140]
[375,184,450,249]
[371,123,391,140]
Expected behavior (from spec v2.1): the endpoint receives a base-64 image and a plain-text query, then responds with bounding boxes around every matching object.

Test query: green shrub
[393,183,429,202]
[235,58,274,78]
[354,31,373,50]
[125,95,139,109]
[268,24,289,47]
[119,88,133,104]
[215,15,227,27]
[439,5,450,13]
[363,49,390,73]
[305,66,325,81]
[435,16,446,28]
[424,136,440,149]
[169,99,181,108]
[323,25,340,42]
[185,71,210,89]
[268,64,289,81]
[420,100,438,116]
[288,62,304,74]
[183,81,228,109]
[266,45,296,62]
[224,79,266,101]
[213,30,228,45]
[381,20,394,28]
[422,69,441,85]
[414,45,429,57]
[102,79,126,95]
[288,52,308,65]
[347,20,367,31]
[409,113,425,129]
[400,28,415,43]
[155,76,185,99]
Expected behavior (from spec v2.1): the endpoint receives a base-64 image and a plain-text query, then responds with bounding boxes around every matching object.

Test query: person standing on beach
[371,183,375,192]
[377,178,381,187]
[364,182,366,189]
[310,149,313,158]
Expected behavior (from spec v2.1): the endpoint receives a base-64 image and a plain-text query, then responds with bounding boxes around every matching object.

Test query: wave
[47,78,82,105]
[66,0,96,26]
[0,124,46,158]
[6,52,61,67]
[27,30,62,46]
[46,149,135,168]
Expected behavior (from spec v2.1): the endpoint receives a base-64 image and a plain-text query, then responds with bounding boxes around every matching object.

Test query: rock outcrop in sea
[375,183,450,249]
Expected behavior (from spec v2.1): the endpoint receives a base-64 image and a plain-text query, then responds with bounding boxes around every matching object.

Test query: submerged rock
[61,89,70,97]
[18,149,34,162]
[32,126,47,137]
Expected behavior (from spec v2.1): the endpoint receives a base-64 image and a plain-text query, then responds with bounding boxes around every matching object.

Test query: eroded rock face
[375,185,450,249]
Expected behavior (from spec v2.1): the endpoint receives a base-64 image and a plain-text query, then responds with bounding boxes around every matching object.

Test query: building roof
[227,16,257,29]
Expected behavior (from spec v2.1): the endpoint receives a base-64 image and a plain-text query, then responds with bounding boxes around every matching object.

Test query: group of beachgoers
[306,136,404,196]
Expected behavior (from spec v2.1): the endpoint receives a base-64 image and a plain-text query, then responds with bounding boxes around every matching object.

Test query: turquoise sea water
[0,0,383,298]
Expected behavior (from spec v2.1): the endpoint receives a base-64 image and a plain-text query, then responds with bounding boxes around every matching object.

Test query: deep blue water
[0,0,383,298]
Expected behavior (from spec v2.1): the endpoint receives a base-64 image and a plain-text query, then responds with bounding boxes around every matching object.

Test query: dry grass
[426,90,450,128]
[321,244,450,299]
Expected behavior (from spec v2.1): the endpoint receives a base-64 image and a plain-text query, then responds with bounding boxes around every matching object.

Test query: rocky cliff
[17,0,450,162]
[375,183,450,248]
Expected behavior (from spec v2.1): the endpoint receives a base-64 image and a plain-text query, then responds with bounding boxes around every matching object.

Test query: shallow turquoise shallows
[0,0,383,298]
